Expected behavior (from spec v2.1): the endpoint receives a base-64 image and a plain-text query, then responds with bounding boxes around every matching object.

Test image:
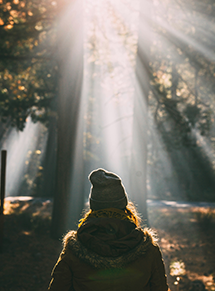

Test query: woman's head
[78,169,142,228]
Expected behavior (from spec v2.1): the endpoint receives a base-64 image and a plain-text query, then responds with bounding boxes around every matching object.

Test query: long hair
[78,201,142,228]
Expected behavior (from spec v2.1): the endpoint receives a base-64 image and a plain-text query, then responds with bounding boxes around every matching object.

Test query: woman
[48,168,168,291]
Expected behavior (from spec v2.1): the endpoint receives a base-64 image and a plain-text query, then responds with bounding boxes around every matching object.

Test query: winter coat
[48,217,168,291]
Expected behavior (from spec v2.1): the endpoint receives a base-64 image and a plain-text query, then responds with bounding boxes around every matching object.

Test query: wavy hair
[78,201,142,228]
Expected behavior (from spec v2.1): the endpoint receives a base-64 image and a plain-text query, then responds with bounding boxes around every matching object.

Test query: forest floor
[0,197,215,291]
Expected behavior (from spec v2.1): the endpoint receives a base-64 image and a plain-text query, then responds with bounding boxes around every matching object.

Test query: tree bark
[130,0,152,224]
[51,0,83,238]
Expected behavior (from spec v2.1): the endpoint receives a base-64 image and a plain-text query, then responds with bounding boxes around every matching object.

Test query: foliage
[170,260,186,276]
[149,0,215,146]
[0,0,60,130]
[194,208,215,227]
[16,212,51,234]
[146,0,215,201]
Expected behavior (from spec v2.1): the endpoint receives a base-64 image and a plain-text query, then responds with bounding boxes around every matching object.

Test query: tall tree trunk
[130,0,152,224]
[41,115,57,198]
[51,0,83,238]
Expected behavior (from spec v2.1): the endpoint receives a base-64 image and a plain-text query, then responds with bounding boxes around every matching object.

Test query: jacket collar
[63,219,155,269]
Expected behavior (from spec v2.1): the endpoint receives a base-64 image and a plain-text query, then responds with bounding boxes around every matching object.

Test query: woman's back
[48,169,168,291]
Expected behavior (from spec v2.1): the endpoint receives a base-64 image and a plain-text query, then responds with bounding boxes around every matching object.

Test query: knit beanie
[89,168,128,211]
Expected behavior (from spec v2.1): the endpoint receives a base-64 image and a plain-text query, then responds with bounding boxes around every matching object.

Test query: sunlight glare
[82,0,140,191]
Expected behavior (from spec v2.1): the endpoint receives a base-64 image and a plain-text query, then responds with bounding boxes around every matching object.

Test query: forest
[0,0,215,290]
[0,0,215,202]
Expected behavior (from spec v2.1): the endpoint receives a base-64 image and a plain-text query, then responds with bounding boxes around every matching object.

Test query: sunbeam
[3,118,47,197]
[1,0,215,289]
[81,0,140,191]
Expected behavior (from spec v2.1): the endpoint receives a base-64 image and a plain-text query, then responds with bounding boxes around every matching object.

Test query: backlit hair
[78,200,142,228]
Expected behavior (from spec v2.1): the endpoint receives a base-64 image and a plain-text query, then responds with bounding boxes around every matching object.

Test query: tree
[129,0,152,223]
[0,0,61,199]
[147,0,215,201]
[0,0,59,130]
[50,0,84,238]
